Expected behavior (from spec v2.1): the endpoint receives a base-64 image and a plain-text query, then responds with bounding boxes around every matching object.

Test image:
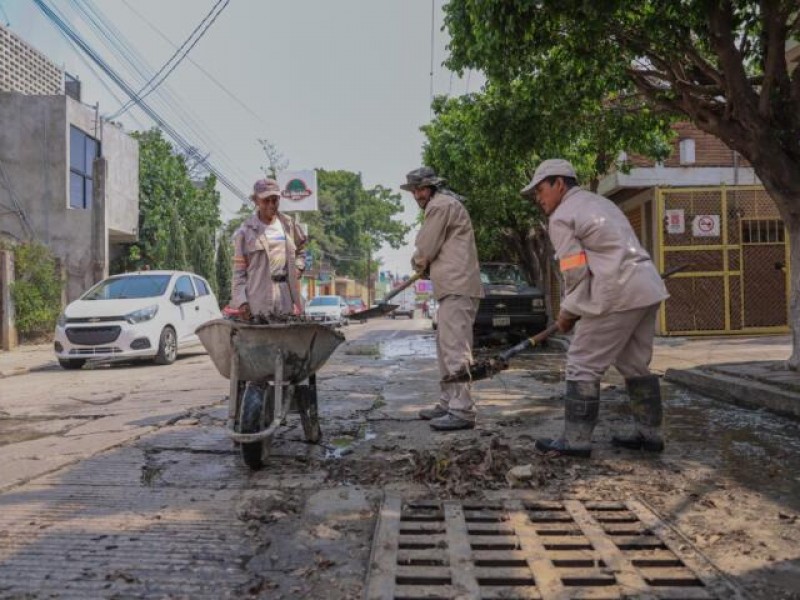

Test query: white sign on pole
[665,209,685,234]
[692,214,720,237]
[277,170,318,211]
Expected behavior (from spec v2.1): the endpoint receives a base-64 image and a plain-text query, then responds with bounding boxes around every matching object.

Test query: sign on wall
[665,209,685,234]
[277,170,318,211]
[692,214,720,237]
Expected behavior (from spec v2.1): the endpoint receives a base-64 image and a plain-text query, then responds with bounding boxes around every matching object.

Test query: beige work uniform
[412,191,483,420]
[548,187,669,382]
[232,212,307,317]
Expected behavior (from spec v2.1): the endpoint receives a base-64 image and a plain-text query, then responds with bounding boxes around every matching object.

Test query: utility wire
[119,0,273,132]
[65,0,251,189]
[31,0,249,204]
[107,0,228,120]
[429,0,435,118]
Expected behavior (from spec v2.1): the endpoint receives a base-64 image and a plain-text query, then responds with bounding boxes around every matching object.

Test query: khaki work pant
[436,295,480,420]
[566,303,660,382]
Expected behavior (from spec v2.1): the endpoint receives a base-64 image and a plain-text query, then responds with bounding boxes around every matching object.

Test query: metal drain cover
[366,495,742,600]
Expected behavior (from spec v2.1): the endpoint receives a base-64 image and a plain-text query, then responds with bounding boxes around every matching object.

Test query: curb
[665,367,800,420]
[0,366,29,378]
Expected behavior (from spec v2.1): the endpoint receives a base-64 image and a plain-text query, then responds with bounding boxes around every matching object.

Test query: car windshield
[309,296,339,306]
[480,265,526,285]
[346,299,362,306]
[82,275,172,300]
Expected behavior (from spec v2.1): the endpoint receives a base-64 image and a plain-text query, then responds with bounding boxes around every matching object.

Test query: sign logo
[282,178,313,202]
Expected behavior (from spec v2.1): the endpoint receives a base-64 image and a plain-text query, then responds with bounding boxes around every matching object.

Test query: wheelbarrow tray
[196,319,345,383]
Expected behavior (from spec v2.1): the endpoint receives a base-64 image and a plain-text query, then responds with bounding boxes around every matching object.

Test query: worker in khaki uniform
[232,178,307,320]
[402,167,484,431]
[521,159,669,457]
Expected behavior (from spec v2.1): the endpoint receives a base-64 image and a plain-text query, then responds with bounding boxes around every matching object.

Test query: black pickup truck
[474,262,548,339]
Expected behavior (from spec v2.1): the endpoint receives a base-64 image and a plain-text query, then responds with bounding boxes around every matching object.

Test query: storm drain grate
[366,495,741,600]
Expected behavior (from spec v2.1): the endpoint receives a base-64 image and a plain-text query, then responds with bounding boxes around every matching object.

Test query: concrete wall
[0,92,139,302]
[0,23,63,95]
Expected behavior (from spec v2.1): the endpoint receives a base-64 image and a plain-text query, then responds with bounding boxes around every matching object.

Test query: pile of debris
[404,435,560,496]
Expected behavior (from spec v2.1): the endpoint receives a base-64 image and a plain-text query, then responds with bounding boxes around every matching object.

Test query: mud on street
[0,317,798,599]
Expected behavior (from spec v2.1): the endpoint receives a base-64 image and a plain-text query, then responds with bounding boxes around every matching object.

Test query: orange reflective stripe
[233,256,248,267]
[559,251,587,272]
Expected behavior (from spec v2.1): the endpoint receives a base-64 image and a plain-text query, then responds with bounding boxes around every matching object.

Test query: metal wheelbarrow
[197,319,345,470]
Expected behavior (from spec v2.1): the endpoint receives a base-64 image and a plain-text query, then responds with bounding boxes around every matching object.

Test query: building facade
[599,123,789,336]
[0,23,139,303]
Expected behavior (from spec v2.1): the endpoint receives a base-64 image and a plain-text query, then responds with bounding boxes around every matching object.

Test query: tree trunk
[787,219,800,369]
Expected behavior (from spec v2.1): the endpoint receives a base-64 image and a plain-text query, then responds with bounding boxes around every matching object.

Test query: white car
[54,270,221,369]
[305,295,348,326]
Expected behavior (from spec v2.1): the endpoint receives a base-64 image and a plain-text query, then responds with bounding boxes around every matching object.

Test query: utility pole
[366,246,372,306]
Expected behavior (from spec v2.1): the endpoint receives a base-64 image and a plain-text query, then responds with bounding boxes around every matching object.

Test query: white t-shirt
[262,218,287,275]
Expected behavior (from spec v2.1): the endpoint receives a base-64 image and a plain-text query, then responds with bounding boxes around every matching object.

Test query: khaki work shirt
[412,191,483,300]
[549,187,668,317]
[232,212,307,316]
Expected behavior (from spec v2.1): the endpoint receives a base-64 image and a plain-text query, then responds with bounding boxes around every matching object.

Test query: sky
[1,0,482,276]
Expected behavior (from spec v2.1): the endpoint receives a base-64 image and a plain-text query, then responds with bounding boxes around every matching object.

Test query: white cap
[521,159,577,196]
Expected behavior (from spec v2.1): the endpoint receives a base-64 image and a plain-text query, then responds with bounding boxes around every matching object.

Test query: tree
[10,241,62,339]
[443,0,800,364]
[422,77,671,284]
[114,129,221,277]
[301,169,410,280]
[215,234,232,308]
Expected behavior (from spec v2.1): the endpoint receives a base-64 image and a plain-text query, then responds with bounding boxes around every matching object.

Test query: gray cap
[400,167,446,191]
[521,159,577,196]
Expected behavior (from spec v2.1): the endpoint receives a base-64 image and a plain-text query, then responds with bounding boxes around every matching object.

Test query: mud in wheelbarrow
[197,318,345,470]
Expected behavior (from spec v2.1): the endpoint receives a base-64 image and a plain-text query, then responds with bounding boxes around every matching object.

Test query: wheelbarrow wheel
[238,384,274,470]
[297,375,322,444]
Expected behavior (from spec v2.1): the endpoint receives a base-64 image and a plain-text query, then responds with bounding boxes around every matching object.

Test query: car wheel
[432,322,438,330]
[58,358,86,370]
[153,326,177,365]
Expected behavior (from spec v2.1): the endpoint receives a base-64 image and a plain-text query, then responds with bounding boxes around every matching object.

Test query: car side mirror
[173,290,195,304]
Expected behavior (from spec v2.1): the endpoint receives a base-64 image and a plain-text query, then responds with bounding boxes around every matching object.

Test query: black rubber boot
[535,380,599,458]
[612,374,665,452]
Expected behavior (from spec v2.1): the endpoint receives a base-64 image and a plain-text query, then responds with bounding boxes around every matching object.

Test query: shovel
[443,263,691,383]
[349,272,423,321]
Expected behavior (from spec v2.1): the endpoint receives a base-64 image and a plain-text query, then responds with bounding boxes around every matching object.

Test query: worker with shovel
[402,167,484,431]
[521,159,669,457]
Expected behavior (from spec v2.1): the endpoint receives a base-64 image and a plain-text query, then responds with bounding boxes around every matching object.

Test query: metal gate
[657,186,789,335]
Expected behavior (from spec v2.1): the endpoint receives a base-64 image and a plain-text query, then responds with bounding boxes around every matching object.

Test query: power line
[64,0,252,190]
[429,0,435,118]
[31,0,249,204]
[107,0,229,120]
[119,0,273,132]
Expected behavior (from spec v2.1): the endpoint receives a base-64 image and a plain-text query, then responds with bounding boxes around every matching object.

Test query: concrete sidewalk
[654,335,800,419]
[0,342,57,378]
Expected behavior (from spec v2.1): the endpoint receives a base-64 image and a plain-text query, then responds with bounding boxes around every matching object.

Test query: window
[174,276,195,298]
[679,138,696,165]
[69,126,99,209]
[82,275,171,300]
[192,277,210,296]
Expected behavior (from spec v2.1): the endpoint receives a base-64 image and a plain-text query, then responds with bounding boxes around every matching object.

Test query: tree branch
[758,0,791,116]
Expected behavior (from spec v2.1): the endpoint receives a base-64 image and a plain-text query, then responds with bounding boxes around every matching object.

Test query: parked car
[390,287,415,319]
[54,270,222,369]
[429,298,439,330]
[474,262,547,339]
[305,295,348,326]
[344,297,367,316]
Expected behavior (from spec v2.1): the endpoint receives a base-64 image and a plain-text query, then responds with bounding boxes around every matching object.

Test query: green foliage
[215,234,232,308]
[299,169,410,280]
[114,129,221,275]
[10,242,62,338]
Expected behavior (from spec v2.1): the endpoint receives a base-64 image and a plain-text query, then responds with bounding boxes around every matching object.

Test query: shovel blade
[349,303,398,321]
[443,358,508,383]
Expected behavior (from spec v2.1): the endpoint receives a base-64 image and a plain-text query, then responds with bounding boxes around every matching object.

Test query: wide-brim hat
[521,159,577,196]
[250,177,282,201]
[400,166,446,191]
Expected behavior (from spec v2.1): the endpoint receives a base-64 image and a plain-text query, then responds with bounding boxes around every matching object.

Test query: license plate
[492,316,511,327]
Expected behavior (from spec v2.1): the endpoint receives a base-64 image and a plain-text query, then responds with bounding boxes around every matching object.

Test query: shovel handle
[497,323,560,362]
[380,271,422,304]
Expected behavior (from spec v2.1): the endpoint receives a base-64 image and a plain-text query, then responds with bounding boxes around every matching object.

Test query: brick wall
[0,23,63,95]
[629,122,750,168]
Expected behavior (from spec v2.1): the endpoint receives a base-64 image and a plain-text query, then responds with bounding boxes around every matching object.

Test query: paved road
[0,315,798,599]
